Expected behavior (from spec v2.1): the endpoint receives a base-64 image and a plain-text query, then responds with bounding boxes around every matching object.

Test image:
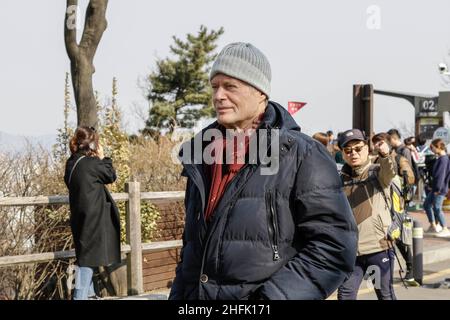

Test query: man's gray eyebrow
[212,80,238,85]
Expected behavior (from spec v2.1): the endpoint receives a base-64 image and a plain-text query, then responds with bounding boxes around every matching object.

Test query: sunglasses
[343,144,366,155]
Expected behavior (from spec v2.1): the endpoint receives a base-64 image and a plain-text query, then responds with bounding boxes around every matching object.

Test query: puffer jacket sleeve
[259,141,358,300]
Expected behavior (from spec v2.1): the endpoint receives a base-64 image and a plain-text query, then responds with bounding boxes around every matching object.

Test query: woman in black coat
[64,126,121,300]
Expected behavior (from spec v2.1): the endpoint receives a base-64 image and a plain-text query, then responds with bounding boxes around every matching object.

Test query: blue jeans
[73,266,96,300]
[337,249,396,300]
[423,193,447,227]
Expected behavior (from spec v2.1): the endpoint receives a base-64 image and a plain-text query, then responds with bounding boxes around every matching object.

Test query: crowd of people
[312,128,450,298]
[314,128,450,237]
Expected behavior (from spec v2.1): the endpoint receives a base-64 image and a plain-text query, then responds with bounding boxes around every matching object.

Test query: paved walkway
[409,210,450,254]
[120,210,450,300]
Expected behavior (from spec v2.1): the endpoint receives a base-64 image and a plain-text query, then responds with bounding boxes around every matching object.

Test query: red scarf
[204,114,264,221]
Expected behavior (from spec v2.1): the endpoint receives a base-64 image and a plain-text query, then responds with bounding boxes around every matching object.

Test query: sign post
[432,127,450,144]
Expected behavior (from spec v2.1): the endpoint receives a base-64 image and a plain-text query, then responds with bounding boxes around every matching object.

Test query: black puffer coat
[170,101,358,300]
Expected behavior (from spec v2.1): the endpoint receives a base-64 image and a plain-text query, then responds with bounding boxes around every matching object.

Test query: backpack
[383,176,413,246]
[424,154,436,190]
[368,165,413,246]
[396,146,419,184]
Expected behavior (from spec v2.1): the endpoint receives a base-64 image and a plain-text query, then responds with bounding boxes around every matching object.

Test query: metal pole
[412,219,423,285]
[353,84,374,149]
[417,176,424,206]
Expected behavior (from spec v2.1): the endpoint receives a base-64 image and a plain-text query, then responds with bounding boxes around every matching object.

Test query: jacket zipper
[266,190,280,261]
[187,122,282,297]
[197,164,255,295]
[215,164,254,273]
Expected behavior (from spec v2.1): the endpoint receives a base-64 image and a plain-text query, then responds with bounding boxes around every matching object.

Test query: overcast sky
[1,0,450,136]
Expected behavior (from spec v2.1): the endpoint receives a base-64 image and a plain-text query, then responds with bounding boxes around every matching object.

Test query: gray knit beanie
[210,42,271,98]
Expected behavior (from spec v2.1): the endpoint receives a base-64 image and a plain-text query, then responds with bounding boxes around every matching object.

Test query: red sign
[288,101,307,115]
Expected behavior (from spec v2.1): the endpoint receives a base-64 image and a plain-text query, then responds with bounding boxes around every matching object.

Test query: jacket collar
[341,158,372,178]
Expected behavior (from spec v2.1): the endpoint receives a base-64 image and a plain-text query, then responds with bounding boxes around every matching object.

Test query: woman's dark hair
[69,126,99,157]
[431,138,447,153]
[404,136,416,146]
[387,129,401,139]
[416,134,426,146]
[312,132,329,147]
[372,132,392,146]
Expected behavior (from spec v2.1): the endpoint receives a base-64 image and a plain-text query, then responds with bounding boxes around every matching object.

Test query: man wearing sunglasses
[337,129,397,300]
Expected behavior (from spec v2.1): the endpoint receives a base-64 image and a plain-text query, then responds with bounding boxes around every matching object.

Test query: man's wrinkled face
[211,74,266,130]
[342,140,369,168]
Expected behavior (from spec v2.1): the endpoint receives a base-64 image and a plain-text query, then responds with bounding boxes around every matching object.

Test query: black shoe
[404,271,414,281]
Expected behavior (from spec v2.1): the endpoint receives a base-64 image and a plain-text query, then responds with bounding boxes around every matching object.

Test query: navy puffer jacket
[169,101,358,300]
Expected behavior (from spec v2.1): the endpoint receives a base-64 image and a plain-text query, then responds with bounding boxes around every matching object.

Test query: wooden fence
[0,182,184,296]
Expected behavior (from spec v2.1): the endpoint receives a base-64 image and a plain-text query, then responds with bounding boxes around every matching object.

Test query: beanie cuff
[210,56,271,98]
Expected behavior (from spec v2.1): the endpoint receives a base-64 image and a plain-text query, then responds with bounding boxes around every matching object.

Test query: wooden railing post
[125,181,143,296]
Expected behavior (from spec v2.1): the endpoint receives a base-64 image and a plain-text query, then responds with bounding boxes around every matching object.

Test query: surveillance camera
[439,62,448,73]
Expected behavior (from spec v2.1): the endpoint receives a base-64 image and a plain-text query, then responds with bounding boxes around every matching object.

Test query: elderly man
[170,42,357,300]
[337,129,397,300]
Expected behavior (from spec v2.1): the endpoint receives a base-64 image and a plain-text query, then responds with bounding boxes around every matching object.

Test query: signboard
[419,117,440,140]
[433,127,450,144]
[417,97,439,116]
[288,101,307,115]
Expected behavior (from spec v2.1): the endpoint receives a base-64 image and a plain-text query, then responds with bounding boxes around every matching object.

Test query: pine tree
[144,25,224,135]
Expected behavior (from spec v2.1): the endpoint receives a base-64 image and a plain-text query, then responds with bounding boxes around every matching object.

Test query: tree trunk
[64,0,130,299]
[64,0,108,129]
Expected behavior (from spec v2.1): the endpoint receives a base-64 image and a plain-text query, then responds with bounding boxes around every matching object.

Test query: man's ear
[258,91,267,105]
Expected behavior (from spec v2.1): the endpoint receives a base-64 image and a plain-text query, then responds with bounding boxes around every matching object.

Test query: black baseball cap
[338,129,367,148]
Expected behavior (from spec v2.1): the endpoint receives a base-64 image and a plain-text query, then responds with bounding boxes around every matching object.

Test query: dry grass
[129,135,186,192]
[0,136,188,299]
